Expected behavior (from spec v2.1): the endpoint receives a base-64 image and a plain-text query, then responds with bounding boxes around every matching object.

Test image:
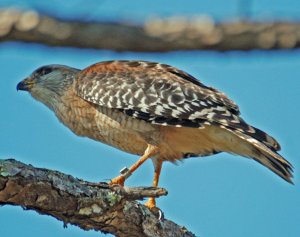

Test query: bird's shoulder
[76,60,239,112]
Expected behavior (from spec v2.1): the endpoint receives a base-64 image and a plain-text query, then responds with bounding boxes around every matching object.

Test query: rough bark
[0,8,300,52]
[0,159,195,237]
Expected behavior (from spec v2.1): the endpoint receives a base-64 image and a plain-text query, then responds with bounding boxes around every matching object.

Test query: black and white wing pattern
[75,60,280,151]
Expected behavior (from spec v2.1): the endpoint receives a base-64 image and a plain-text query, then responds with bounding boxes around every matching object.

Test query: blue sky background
[0,1,300,237]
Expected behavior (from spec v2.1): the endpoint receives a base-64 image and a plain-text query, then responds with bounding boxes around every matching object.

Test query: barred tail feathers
[226,128,293,184]
[244,125,281,151]
[223,116,281,152]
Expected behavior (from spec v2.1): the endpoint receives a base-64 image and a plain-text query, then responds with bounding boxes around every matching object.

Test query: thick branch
[0,8,300,51]
[0,159,195,237]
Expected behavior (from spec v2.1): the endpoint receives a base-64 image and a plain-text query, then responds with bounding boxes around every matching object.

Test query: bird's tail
[225,127,294,184]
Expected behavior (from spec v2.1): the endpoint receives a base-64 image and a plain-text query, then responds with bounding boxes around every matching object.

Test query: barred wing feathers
[75,60,280,151]
[75,60,293,183]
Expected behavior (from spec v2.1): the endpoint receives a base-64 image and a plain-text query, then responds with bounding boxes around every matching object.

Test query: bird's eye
[42,67,53,75]
[35,66,53,76]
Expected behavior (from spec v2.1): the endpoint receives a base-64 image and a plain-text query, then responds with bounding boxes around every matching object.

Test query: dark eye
[35,66,53,76]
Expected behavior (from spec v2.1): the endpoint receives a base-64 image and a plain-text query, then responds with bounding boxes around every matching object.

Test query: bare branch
[0,8,299,52]
[0,159,195,237]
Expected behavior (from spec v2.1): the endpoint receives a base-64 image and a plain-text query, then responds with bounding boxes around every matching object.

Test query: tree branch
[1,8,300,52]
[0,159,195,237]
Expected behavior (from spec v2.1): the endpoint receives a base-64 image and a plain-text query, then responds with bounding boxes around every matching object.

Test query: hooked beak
[16,78,34,91]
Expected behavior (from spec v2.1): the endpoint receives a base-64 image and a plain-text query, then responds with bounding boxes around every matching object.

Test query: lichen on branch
[0,159,195,237]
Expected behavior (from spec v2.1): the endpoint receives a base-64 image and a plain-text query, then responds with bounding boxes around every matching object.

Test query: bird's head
[17,65,80,110]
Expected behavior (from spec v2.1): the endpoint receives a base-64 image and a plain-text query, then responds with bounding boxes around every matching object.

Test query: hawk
[17,60,293,208]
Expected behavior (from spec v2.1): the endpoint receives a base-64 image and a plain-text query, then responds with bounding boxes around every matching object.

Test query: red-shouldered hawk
[17,60,293,208]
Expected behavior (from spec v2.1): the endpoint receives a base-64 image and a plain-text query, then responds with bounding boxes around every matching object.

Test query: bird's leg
[144,159,163,209]
[109,144,159,186]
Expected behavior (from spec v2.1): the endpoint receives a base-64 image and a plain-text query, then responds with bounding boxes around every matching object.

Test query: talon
[158,209,164,221]
[109,175,125,186]
[145,197,164,220]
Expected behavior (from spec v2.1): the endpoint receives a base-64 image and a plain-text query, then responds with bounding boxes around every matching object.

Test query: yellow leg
[144,159,163,209]
[109,144,158,186]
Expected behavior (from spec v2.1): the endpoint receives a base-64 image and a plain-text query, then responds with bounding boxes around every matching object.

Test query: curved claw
[145,198,164,220]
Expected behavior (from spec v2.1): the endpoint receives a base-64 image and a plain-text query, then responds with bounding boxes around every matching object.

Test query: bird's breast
[56,90,148,155]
